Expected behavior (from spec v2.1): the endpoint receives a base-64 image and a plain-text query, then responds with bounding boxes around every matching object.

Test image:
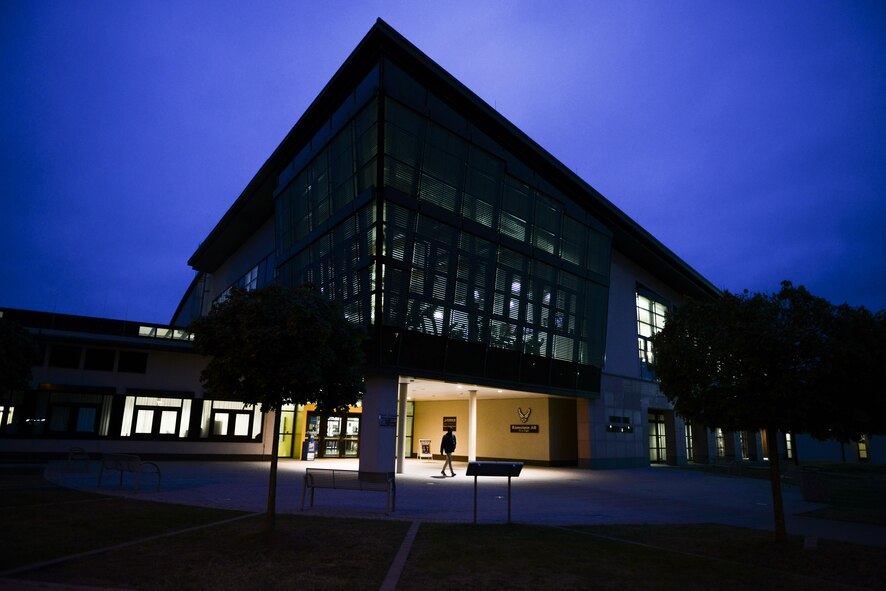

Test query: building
[1,20,875,468]
[0,308,272,461]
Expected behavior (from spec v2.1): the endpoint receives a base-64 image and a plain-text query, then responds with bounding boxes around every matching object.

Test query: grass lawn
[400,523,886,590]
[2,468,885,590]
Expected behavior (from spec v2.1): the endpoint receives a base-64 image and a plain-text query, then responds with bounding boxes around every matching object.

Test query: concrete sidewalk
[46,458,886,548]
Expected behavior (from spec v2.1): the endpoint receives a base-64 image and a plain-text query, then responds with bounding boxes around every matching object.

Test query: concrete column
[575,398,592,468]
[468,389,477,462]
[396,382,408,473]
[359,375,399,473]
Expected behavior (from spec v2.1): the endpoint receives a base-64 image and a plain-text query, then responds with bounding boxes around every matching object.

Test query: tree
[804,303,886,443]
[188,284,366,530]
[651,281,885,542]
[0,315,37,395]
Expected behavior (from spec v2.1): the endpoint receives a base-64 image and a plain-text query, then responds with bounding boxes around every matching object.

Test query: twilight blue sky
[2,1,884,323]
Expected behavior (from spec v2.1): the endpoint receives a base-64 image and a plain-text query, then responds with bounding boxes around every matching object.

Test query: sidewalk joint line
[379,520,421,591]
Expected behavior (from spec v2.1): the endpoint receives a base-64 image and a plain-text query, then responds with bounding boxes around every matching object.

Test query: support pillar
[359,375,399,474]
[396,382,408,474]
[468,389,477,462]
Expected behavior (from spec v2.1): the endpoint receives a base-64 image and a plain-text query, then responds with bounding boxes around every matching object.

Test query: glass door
[648,411,666,463]
[305,411,361,458]
[278,409,295,457]
[324,417,342,457]
[343,416,360,457]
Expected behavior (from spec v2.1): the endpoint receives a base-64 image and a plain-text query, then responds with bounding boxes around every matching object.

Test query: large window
[122,396,191,438]
[637,288,668,380]
[201,400,261,440]
[715,428,726,458]
[118,351,148,374]
[48,346,81,369]
[47,393,111,437]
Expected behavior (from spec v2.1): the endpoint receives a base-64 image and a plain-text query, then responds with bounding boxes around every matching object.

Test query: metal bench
[97,454,161,492]
[300,468,396,515]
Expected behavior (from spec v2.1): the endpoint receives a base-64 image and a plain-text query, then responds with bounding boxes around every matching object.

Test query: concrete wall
[548,397,578,464]
[32,348,205,395]
[412,399,468,457]
[604,250,686,379]
[588,249,703,468]
[477,397,550,462]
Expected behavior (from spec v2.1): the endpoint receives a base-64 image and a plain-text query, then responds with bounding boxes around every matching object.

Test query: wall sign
[510,424,539,433]
[442,416,457,431]
[378,414,397,427]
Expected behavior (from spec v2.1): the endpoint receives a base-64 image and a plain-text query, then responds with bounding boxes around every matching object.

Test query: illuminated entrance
[398,378,578,468]
[306,411,361,458]
[275,379,580,467]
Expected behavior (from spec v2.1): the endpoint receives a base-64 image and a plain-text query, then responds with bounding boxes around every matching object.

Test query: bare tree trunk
[265,409,282,532]
[766,427,787,543]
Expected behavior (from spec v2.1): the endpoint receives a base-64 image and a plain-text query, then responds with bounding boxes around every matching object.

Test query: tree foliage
[651,281,885,441]
[189,283,366,414]
[188,283,366,530]
[0,315,37,394]
[651,281,885,542]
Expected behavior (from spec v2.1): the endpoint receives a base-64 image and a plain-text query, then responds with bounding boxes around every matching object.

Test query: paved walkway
[44,457,886,548]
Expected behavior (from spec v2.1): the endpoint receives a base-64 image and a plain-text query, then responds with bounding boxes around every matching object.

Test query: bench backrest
[305,468,394,488]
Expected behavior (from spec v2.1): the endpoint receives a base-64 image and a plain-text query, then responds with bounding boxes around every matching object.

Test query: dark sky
[2,1,884,323]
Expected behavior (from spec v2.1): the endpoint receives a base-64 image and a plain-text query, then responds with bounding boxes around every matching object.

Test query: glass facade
[272,56,612,396]
[274,71,380,326]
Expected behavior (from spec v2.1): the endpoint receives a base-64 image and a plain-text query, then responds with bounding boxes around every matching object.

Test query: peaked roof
[187,18,719,301]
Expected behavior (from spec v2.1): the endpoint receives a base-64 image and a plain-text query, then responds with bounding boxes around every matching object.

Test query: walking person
[440,427,456,476]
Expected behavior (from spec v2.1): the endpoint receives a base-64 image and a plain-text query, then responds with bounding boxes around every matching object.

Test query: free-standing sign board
[418,438,432,461]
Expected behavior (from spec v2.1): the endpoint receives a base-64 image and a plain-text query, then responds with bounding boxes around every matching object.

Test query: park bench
[97,453,161,492]
[300,468,396,515]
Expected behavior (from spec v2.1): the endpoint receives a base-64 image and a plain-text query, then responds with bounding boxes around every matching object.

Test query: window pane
[135,410,154,434]
[213,413,229,436]
[346,417,360,435]
[159,410,177,435]
[76,407,97,432]
[326,417,342,437]
[234,414,250,437]
[50,407,70,431]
